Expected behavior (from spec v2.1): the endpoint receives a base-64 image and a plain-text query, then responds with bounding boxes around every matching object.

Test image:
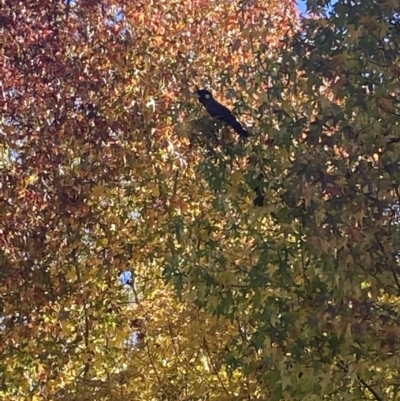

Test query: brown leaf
[232,38,242,52]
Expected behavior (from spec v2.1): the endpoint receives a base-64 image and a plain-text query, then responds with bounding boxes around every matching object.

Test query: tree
[5,0,399,399]
[163,0,400,400]
[0,0,298,400]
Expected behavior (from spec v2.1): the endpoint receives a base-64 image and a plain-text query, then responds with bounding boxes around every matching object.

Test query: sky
[297,0,307,13]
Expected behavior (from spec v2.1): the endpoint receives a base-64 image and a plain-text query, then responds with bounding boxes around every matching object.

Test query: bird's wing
[207,101,250,137]
[205,101,233,119]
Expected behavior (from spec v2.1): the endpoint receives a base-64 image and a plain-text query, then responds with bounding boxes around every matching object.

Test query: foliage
[1,0,400,400]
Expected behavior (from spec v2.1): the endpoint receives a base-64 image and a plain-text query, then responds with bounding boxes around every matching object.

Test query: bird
[196,89,250,138]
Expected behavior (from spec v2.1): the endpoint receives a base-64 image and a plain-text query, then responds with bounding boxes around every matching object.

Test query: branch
[359,378,384,401]
[202,337,231,398]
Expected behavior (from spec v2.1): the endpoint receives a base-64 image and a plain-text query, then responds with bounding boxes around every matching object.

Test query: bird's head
[196,89,213,102]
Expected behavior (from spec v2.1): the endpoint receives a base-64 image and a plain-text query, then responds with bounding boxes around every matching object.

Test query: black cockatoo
[196,89,250,138]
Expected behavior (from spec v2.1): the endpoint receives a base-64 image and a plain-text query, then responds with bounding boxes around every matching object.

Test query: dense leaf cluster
[1,0,399,400]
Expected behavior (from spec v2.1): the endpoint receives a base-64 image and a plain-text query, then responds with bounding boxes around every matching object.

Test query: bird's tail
[230,120,250,138]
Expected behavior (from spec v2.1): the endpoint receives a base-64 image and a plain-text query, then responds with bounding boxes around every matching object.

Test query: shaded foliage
[2,0,400,400]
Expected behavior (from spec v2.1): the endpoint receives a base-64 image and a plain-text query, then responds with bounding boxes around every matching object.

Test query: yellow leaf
[330,51,348,67]
[219,271,235,286]
[150,185,160,197]
[231,170,244,185]
[208,295,219,309]
[345,25,362,45]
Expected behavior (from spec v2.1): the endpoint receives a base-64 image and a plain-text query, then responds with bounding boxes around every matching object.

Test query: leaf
[232,38,242,52]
